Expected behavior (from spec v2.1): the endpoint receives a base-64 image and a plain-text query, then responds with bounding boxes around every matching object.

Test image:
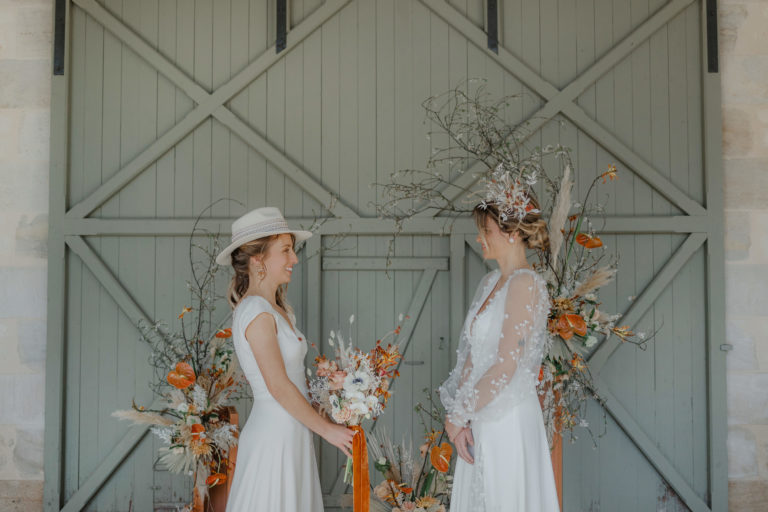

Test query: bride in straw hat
[220,207,355,512]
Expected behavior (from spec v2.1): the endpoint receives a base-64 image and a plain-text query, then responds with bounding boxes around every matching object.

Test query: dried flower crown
[479,163,541,222]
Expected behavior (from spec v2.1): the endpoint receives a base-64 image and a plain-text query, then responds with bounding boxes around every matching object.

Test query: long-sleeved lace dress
[439,268,560,512]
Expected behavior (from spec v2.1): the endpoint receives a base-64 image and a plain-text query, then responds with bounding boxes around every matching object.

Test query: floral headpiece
[479,163,540,222]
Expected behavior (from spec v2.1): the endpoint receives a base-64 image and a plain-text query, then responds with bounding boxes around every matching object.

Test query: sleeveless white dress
[225,295,323,512]
[440,268,560,512]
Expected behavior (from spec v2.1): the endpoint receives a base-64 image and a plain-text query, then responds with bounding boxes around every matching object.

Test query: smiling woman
[217,207,355,511]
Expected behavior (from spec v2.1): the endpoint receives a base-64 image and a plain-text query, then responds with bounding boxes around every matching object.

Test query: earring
[508,236,515,244]
[256,266,266,279]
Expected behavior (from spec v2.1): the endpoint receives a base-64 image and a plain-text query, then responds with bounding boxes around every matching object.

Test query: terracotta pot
[538,381,563,511]
[192,406,239,512]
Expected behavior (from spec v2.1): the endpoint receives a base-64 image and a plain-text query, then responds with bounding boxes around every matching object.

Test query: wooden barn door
[45,0,725,510]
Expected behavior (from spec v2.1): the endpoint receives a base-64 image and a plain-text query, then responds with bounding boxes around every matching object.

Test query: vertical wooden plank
[266,58,286,211]
[284,42,304,217]
[358,0,376,216]
[449,234,464,365]
[212,0,232,218]
[302,29,323,217]
[430,236,451,428]
[62,6,85,502]
[447,26,466,184]
[175,0,195,218]
[193,0,213,215]
[321,14,340,208]
[247,0,268,208]
[229,0,250,217]
[338,1,358,212]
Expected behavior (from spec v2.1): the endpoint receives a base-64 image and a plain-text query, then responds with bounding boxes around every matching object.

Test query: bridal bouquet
[369,393,453,512]
[308,316,403,493]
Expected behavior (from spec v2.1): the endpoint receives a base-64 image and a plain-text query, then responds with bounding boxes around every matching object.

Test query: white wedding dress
[440,268,560,512]
[226,295,323,512]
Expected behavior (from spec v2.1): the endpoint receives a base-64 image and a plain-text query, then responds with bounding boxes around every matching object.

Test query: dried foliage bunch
[375,82,652,445]
[113,211,244,496]
[369,391,453,512]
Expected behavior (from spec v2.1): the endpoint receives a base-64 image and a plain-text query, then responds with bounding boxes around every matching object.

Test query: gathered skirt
[450,394,560,512]
[225,398,323,512]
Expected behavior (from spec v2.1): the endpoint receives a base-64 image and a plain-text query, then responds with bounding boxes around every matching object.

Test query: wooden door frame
[45,0,725,510]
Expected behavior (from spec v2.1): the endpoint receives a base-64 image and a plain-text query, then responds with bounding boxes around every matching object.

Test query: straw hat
[215,207,312,266]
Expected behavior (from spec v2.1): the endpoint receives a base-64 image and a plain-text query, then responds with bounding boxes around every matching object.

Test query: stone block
[13,427,42,478]
[725,265,768,316]
[16,214,47,259]
[15,5,51,60]
[0,2,18,60]
[0,480,43,512]
[721,55,768,104]
[729,426,759,478]
[746,211,768,265]
[18,110,49,160]
[0,60,49,108]
[729,480,768,512]
[724,158,768,209]
[725,211,750,261]
[727,373,768,425]
[0,374,44,427]
[719,2,768,57]
[726,316,758,372]
[0,160,49,212]
[722,105,768,158]
[0,267,46,319]
[16,318,45,372]
[0,109,21,159]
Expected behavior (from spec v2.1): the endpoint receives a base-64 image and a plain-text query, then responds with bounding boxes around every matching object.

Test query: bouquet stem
[344,455,354,484]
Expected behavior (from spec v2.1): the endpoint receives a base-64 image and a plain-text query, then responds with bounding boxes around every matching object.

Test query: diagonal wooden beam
[212,108,357,218]
[329,267,440,496]
[594,377,712,512]
[67,0,355,219]
[418,0,704,217]
[588,232,707,372]
[562,105,707,216]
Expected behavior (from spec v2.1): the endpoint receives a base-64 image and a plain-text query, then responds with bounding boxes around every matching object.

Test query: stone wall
[0,0,765,510]
[0,0,50,510]
[721,0,768,509]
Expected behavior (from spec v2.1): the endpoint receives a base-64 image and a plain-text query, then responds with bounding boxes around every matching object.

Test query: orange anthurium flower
[430,442,453,473]
[190,423,205,440]
[215,328,232,338]
[556,314,588,340]
[206,473,227,486]
[167,362,196,389]
[576,233,603,249]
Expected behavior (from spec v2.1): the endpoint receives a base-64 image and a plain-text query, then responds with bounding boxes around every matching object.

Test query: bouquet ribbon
[350,425,369,512]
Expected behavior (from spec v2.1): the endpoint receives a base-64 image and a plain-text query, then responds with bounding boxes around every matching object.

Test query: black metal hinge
[53,0,66,75]
[276,0,287,53]
[487,0,499,54]
[706,0,718,73]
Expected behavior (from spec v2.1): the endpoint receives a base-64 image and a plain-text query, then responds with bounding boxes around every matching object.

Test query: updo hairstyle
[473,190,550,252]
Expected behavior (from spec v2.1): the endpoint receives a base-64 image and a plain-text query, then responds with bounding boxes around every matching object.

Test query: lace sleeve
[445,271,547,426]
[439,271,497,417]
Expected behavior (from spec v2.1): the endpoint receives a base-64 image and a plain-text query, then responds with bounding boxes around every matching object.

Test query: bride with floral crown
[439,168,560,512]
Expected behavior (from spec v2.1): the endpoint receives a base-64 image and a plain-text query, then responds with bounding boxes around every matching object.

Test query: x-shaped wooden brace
[417,0,706,218]
[66,0,358,221]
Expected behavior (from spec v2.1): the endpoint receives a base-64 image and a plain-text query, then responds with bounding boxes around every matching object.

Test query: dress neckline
[468,268,536,336]
[244,295,299,338]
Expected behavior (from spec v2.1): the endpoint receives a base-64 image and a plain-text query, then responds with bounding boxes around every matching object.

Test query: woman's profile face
[476,215,514,260]
[254,234,299,285]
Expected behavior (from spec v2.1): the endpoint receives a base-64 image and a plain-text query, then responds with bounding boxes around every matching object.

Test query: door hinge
[719,344,733,352]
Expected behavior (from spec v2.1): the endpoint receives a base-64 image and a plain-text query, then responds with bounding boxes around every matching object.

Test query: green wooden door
[45,0,725,510]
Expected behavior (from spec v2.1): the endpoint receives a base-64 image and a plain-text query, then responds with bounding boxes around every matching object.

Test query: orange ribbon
[350,425,369,512]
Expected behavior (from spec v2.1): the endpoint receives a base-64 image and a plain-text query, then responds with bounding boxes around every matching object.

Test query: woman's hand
[445,419,464,442]
[453,427,475,465]
[321,422,356,458]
